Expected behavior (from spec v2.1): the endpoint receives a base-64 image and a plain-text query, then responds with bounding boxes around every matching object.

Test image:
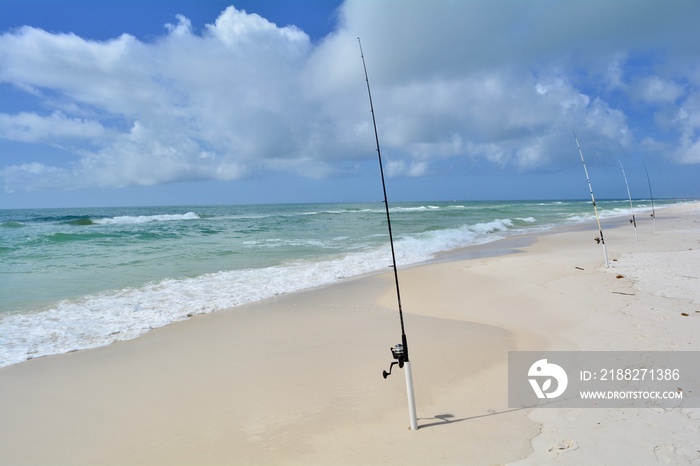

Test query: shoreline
[0,200,685,370]
[0,201,698,465]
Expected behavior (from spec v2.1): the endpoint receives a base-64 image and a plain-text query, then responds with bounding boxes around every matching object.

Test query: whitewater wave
[94,212,201,225]
[0,216,523,368]
[2,199,684,369]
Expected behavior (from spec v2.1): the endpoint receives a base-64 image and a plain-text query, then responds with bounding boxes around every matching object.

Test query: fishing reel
[382,343,406,379]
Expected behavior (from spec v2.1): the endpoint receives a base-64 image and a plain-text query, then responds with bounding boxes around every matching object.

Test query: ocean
[0,199,681,368]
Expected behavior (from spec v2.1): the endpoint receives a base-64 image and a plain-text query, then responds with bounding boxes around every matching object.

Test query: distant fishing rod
[573,131,609,267]
[618,160,638,241]
[358,37,418,431]
[642,162,656,229]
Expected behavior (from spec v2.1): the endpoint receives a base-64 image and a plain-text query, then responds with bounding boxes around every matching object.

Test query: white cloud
[0,111,110,143]
[205,6,308,47]
[0,6,320,192]
[671,92,700,164]
[675,139,700,164]
[1,0,699,194]
[386,159,428,177]
[1,162,71,192]
[637,76,685,104]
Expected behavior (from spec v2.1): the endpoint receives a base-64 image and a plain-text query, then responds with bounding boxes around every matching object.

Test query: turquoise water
[0,199,681,367]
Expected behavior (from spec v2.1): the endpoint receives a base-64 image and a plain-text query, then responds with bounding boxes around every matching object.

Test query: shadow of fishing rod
[418,396,576,430]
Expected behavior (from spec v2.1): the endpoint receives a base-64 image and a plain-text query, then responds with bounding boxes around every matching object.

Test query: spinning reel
[382,343,406,379]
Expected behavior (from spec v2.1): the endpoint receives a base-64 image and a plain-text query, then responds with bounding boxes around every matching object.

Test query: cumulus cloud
[0,6,321,192]
[304,0,699,171]
[1,1,699,194]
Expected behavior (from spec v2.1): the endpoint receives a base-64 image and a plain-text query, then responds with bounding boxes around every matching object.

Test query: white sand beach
[0,202,698,465]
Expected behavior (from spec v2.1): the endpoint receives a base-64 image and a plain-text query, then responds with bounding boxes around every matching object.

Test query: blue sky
[1,0,699,208]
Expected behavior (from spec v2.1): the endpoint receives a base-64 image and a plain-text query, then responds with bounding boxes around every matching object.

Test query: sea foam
[0,216,519,367]
[94,212,201,225]
[0,200,682,368]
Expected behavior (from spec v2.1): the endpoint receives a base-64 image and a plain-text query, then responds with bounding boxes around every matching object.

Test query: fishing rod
[618,160,638,241]
[358,37,418,431]
[573,131,609,267]
[642,161,656,229]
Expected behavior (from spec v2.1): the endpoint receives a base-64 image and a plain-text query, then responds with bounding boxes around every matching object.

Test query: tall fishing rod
[642,161,656,229]
[618,160,638,241]
[573,131,609,267]
[358,37,418,431]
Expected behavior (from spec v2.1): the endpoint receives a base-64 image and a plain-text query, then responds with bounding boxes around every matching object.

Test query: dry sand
[0,202,698,465]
